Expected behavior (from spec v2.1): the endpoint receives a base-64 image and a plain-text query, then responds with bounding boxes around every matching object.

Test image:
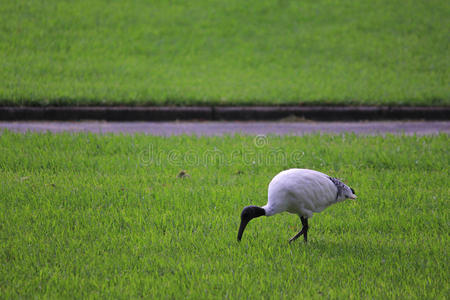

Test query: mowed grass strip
[0,131,448,298]
[0,0,449,106]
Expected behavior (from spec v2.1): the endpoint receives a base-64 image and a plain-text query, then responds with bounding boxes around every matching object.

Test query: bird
[237,168,357,243]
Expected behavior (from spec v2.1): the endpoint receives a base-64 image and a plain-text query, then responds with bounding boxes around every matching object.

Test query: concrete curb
[0,106,448,121]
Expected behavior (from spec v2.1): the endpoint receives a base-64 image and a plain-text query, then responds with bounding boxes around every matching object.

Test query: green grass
[0,0,449,106]
[0,131,448,298]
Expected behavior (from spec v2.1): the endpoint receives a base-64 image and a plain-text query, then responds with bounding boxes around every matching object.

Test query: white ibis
[237,168,357,243]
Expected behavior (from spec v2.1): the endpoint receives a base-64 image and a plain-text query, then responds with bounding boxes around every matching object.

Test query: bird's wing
[267,169,338,215]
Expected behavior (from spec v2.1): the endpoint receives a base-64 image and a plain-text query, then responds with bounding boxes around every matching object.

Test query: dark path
[1,106,449,121]
[1,121,448,135]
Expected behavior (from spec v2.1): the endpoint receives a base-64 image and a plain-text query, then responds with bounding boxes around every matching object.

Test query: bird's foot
[288,229,305,243]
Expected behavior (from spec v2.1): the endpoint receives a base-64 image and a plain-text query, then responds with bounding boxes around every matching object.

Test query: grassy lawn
[0,0,448,106]
[0,131,448,298]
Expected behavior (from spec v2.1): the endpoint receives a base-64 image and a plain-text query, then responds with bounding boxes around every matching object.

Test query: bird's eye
[350,188,355,194]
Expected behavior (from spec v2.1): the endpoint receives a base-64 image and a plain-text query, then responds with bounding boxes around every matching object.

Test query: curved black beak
[237,219,250,242]
[237,206,265,242]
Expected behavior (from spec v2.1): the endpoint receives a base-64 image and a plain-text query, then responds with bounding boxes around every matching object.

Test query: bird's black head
[237,206,265,242]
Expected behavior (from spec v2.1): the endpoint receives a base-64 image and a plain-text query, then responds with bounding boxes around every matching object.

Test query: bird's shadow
[288,236,398,261]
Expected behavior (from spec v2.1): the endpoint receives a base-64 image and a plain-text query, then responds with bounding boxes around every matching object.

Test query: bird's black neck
[243,206,266,219]
[237,206,266,241]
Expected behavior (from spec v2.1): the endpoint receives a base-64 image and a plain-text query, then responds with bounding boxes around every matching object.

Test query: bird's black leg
[289,216,309,243]
[301,216,308,243]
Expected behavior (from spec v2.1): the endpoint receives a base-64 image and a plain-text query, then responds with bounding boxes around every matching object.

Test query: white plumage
[237,168,357,243]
